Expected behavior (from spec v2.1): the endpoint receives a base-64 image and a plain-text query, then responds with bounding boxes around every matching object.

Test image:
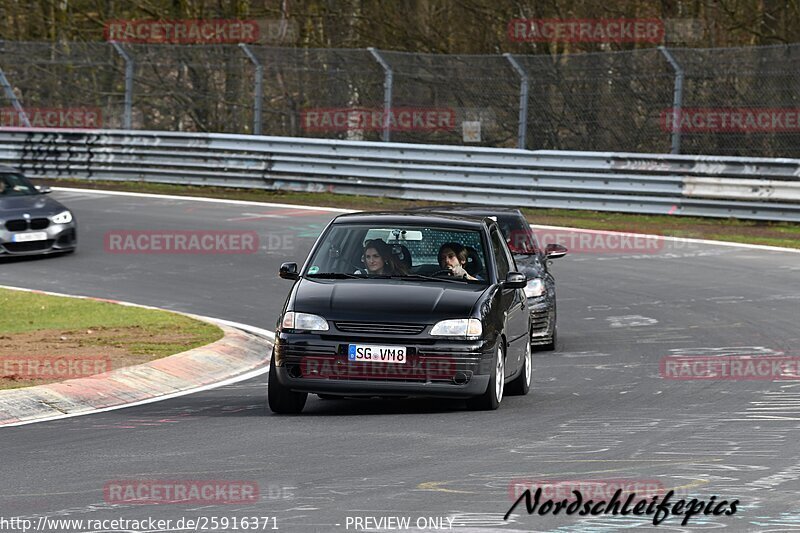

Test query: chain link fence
[1,40,800,157]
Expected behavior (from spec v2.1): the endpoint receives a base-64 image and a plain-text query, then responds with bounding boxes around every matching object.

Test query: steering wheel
[431,269,456,277]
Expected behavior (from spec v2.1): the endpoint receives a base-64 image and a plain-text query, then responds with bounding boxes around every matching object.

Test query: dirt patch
[0,326,200,389]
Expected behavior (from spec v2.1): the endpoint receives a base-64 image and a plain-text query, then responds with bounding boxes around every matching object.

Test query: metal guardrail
[0,128,799,222]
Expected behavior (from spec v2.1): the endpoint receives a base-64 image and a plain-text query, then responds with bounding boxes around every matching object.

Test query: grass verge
[40,178,800,250]
[0,288,223,390]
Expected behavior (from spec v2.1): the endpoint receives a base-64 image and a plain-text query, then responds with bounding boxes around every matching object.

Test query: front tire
[467,343,505,411]
[268,351,307,414]
[507,340,531,396]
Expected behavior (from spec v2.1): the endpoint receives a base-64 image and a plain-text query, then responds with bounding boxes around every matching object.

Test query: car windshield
[305,223,490,283]
[0,173,39,197]
[495,214,539,254]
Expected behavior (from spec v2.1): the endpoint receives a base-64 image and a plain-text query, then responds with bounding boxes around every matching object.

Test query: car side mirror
[279,262,299,280]
[545,243,568,259]
[36,185,52,194]
[504,272,527,289]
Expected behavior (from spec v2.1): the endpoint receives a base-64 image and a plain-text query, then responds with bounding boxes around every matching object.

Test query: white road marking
[606,315,659,328]
[52,187,354,213]
[226,212,291,222]
[667,346,781,357]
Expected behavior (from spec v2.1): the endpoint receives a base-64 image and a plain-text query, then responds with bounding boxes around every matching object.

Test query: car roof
[332,210,494,229]
[405,204,525,218]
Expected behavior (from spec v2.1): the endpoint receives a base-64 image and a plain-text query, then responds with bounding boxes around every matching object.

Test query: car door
[490,227,528,376]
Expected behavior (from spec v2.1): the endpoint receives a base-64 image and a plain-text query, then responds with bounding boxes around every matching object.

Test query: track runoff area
[0,188,798,532]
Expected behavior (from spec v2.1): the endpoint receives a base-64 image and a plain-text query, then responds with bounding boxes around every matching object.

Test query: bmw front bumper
[0,222,77,256]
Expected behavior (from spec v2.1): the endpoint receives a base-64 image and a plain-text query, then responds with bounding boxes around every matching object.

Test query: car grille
[5,218,50,231]
[334,321,426,335]
[31,218,50,230]
[2,240,54,253]
[530,309,550,332]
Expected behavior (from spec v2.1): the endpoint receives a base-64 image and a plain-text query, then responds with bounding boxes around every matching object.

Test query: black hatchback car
[269,211,533,414]
[406,206,567,350]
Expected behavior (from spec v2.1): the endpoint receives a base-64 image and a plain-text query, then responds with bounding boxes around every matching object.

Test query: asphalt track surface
[1,189,799,533]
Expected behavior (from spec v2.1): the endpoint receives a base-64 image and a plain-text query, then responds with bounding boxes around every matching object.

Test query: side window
[491,229,510,279]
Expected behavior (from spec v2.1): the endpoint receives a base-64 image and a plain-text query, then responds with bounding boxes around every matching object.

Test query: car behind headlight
[50,210,73,224]
[281,311,329,332]
[430,318,482,339]
[524,278,545,298]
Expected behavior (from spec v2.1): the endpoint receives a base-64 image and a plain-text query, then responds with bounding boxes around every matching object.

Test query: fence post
[659,46,684,154]
[239,44,264,135]
[110,41,134,129]
[368,47,393,142]
[0,67,31,127]
[504,53,529,150]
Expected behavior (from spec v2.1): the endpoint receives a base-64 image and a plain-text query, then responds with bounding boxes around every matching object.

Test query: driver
[438,242,478,280]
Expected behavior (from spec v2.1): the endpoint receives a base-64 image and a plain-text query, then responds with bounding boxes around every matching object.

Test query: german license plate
[348,344,407,364]
[11,232,47,242]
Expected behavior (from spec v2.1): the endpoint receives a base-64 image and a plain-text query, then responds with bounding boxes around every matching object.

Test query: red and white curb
[0,285,274,428]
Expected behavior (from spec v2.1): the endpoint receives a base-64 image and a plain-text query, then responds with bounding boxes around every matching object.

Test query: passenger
[361,239,408,275]
[438,242,478,280]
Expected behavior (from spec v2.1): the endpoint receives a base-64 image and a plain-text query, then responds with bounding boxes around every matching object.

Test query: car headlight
[50,210,73,224]
[524,278,545,298]
[281,311,329,332]
[430,318,482,339]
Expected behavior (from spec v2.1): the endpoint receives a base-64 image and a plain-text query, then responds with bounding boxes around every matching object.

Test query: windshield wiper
[390,274,465,284]
[307,272,363,279]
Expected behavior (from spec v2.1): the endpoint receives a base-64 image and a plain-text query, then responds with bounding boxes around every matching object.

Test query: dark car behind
[405,205,567,350]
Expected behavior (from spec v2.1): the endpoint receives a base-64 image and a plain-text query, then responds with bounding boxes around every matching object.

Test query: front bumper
[527,298,555,345]
[274,332,495,398]
[0,223,77,256]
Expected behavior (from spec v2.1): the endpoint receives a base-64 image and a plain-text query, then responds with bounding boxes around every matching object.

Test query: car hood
[513,254,547,278]
[291,278,488,323]
[0,195,66,219]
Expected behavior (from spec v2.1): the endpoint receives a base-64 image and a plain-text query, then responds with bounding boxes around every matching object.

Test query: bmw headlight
[50,210,73,224]
[281,311,329,332]
[524,278,545,298]
[430,318,482,339]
